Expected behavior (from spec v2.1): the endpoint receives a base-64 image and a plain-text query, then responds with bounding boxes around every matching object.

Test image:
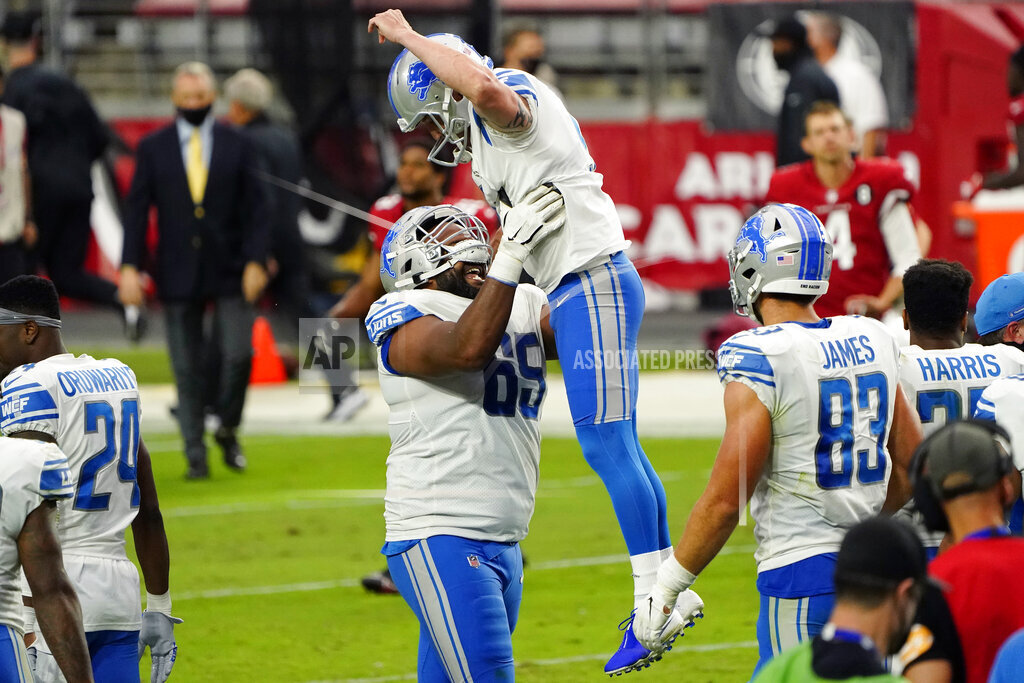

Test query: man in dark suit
[119,62,270,480]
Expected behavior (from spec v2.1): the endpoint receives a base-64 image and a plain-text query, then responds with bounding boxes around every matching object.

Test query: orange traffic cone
[250,316,287,384]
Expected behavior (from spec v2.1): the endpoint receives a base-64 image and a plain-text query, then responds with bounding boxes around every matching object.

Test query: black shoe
[361,568,399,594]
[214,428,247,472]
[185,463,209,480]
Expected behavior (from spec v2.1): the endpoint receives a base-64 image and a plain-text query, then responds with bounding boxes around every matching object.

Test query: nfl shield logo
[467,555,480,569]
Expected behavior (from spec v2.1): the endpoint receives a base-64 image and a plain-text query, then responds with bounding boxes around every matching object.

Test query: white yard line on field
[308,640,760,683]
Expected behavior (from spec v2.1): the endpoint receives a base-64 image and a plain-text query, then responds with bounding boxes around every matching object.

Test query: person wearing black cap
[961,45,1024,198]
[768,15,840,167]
[753,517,927,681]
[911,420,1024,683]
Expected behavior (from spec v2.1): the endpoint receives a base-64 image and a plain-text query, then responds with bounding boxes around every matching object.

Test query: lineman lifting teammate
[369,9,694,673]
[633,204,922,676]
[366,189,559,680]
[0,276,181,683]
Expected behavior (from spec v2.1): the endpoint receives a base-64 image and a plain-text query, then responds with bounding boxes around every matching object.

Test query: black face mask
[773,50,797,71]
[177,105,212,126]
[520,57,542,75]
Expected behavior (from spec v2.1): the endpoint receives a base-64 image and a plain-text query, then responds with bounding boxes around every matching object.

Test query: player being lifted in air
[0,437,93,683]
[633,204,923,675]
[366,189,560,680]
[0,276,181,683]
[368,9,693,673]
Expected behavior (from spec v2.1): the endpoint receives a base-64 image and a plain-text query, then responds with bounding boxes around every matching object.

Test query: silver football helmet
[379,204,492,293]
[729,203,833,321]
[387,33,494,167]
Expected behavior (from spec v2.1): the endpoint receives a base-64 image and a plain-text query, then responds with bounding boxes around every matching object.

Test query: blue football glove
[138,610,183,683]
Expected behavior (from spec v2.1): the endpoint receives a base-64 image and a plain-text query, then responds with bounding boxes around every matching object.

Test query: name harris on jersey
[56,366,138,397]
[821,335,877,370]
[914,353,1002,383]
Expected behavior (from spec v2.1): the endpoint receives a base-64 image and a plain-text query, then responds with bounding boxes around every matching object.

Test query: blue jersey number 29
[814,372,889,489]
[74,399,141,511]
[483,333,545,419]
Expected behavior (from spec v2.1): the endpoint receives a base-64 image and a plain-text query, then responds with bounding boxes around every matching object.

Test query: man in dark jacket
[119,62,270,480]
[0,12,123,311]
[224,68,313,325]
[769,16,841,167]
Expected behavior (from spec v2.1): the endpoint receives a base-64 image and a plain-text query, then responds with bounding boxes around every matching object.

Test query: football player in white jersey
[971,273,1024,531]
[0,276,180,683]
[369,10,676,672]
[633,204,923,675]
[898,261,1024,555]
[366,191,573,679]
[0,438,92,683]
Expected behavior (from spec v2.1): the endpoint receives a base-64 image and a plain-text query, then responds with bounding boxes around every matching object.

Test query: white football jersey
[897,343,1024,546]
[366,285,548,543]
[0,439,73,632]
[976,374,1024,471]
[899,343,1024,437]
[468,68,629,293]
[0,354,142,559]
[717,316,901,573]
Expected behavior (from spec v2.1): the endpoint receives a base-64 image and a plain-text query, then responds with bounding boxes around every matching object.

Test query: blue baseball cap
[976,273,1024,336]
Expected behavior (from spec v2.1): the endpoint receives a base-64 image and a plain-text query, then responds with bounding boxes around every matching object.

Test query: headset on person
[910,419,1015,533]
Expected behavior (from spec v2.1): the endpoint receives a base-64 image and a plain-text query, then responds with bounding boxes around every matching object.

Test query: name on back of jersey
[55,366,138,397]
[915,353,1002,383]
[821,335,876,370]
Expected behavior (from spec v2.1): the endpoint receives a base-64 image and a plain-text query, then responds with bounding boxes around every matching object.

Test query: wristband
[146,591,173,616]
[657,555,697,594]
[487,250,523,287]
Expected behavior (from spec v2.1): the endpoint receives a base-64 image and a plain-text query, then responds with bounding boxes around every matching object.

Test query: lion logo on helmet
[408,62,439,102]
[737,214,784,264]
[380,227,399,278]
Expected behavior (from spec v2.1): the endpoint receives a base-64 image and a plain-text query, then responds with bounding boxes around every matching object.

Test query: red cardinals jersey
[930,537,1024,683]
[367,194,499,248]
[765,159,914,317]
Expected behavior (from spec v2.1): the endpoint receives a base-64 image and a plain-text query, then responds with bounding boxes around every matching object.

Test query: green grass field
[134,433,760,682]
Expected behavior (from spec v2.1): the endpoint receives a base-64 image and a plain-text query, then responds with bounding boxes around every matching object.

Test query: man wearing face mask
[120,61,270,480]
[501,25,562,99]
[768,16,840,167]
[753,517,930,681]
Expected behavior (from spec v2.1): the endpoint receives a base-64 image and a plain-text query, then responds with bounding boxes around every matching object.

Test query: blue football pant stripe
[549,253,671,555]
[387,536,522,682]
[0,625,32,683]
[753,592,835,677]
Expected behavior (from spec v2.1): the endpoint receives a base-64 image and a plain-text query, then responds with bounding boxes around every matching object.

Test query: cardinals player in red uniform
[328,138,497,321]
[766,101,920,319]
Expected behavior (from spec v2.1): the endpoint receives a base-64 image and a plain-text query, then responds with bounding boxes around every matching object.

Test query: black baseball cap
[834,517,928,589]
[916,420,1013,501]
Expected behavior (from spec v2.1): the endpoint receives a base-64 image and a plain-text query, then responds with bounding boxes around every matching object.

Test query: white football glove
[489,184,566,285]
[633,589,705,652]
[138,610,183,683]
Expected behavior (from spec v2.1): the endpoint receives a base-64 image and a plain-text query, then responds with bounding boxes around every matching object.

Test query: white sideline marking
[175,545,756,600]
[178,578,360,600]
[308,640,759,683]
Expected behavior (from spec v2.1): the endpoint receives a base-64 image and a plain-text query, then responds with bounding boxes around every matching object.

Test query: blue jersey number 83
[815,372,889,489]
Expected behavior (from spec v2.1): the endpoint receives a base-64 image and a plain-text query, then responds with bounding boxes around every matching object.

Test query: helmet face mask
[729,203,833,321]
[387,34,493,167]
[380,205,492,293]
